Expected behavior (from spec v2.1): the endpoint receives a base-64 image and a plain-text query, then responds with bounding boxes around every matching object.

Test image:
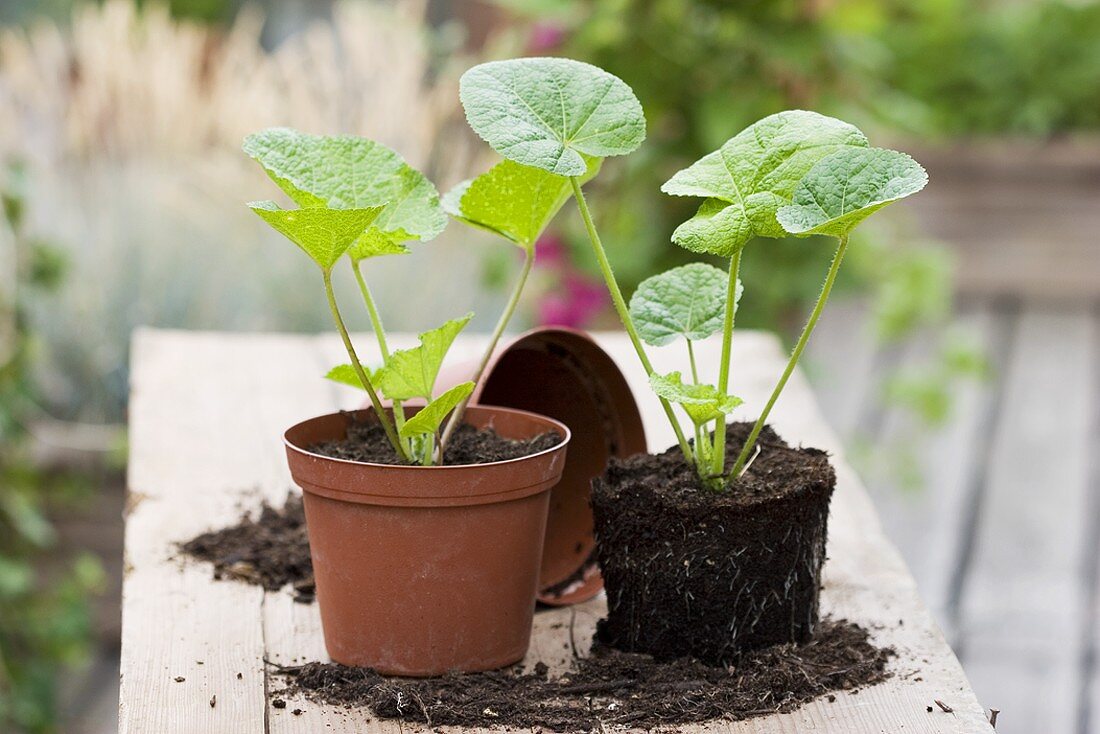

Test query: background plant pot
[437,327,647,606]
[590,424,835,665]
[284,405,570,676]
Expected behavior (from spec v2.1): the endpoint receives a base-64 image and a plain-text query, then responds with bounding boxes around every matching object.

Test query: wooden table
[120,328,995,733]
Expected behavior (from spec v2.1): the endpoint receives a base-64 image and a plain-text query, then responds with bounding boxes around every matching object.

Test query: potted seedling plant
[244,127,599,675]
[459,57,927,664]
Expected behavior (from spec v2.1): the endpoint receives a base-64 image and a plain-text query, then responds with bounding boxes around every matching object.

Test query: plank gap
[1075,300,1100,734]
[944,296,1022,654]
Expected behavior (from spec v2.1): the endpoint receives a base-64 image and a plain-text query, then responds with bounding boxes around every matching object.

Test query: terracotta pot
[437,327,647,606]
[284,405,570,676]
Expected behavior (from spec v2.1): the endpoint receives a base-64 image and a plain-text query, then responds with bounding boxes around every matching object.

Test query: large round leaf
[243,128,446,257]
[459,57,646,176]
[661,111,868,255]
[777,148,928,237]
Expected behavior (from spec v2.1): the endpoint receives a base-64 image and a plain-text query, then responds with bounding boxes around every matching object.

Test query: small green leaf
[662,111,869,255]
[375,314,474,400]
[629,263,740,346]
[348,228,411,260]
[243,128,446,255]
[324,363,380,390]
[459,57,645,176]
[399,382,476,438]
[444,156,601,248]
[777,147,929,237]
[649,372,743,426]
[248,201,384,270]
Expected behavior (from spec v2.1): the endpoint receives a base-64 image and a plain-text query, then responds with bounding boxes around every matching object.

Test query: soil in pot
[591,421,836,665]
[272,618,891,731]
[310,417,560,465]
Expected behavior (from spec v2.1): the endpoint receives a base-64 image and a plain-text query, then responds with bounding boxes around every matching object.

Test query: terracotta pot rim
[284,404,572,471]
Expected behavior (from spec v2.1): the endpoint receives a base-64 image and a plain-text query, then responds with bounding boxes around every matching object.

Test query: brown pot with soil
[284,405,570,676]
[591,422,836,665]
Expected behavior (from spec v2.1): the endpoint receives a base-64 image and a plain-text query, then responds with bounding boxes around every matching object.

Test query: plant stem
[351,259,409,451]
[728,234,849,481]
[569,176,693,462]
[686,340,700,383]
[322,268,408,461]
[710,250,742,480]
[438,246,536,453]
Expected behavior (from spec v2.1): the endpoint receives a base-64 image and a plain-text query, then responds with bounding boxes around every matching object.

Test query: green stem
[322,269,408,461]
[570,176,693,462]
[728,234,849,481]
[351,259,409,450]
[710,250,741,480]
[438,246,536,453]
[686,340,700,383]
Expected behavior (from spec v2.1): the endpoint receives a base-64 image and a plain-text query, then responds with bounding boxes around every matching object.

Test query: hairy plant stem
[351,259,409,453]
[438,246,535,453]
[709,250,742,484]
[322,268,408,461]
[728,234,849,481]
[570,176,694,462]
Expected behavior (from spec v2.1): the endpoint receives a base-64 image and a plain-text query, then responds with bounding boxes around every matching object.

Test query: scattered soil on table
[179,496,314,602]
[310,417,562,465]
[591,422,836,663]
[273,619,891,731]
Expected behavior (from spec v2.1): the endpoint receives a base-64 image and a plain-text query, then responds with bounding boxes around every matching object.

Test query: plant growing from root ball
[459,58,927,490]
[245,127,586,465]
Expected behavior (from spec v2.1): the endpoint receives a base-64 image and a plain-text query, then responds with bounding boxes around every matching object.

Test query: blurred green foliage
[0,163,104,734]
[877,0,1100,135]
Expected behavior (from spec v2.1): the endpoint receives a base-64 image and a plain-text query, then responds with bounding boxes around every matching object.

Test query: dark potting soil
[309,417,561,465]
[179,496,315,602]
[591,422,837,664]
[273,619,891,731]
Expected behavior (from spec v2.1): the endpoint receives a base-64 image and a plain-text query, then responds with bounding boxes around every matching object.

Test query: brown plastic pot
[284,405,570,676]
[436,327,647,605]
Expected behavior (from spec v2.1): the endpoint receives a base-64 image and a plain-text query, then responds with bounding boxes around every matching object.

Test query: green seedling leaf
[244,128,446,258]
[459,57,645,176]
[649,372,743,426]
[662,111,869,255]
[399,382,476,439]
[324,363,381,390]
[444,156,601,249]
[375,314,474,401]
[629,263,740,347]
[777,147,929,237]
[248,201,384,270]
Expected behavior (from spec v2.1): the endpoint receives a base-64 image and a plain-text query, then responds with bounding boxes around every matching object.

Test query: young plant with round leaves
[459,57,695,461]
[725,145,929,478]
[659,111,870,478]
[438,154,601,448]
[245,129,448,459]
[246,129,478,465]
[662,114,927,486]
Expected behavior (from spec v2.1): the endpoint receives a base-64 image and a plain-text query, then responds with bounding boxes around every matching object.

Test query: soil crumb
[310,417,562,465]
[274,619,891,731]
[179,496,314,601]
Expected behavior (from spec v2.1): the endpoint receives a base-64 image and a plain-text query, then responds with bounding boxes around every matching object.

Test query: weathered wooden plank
[955,305,1097,734]
[862,303,1009,639]
[121,331,322,733]
[126,328,994,733]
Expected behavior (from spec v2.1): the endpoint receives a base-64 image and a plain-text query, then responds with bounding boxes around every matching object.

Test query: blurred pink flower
[534,233,567,267]
[529,23,566,53]
[538,273,608,328]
